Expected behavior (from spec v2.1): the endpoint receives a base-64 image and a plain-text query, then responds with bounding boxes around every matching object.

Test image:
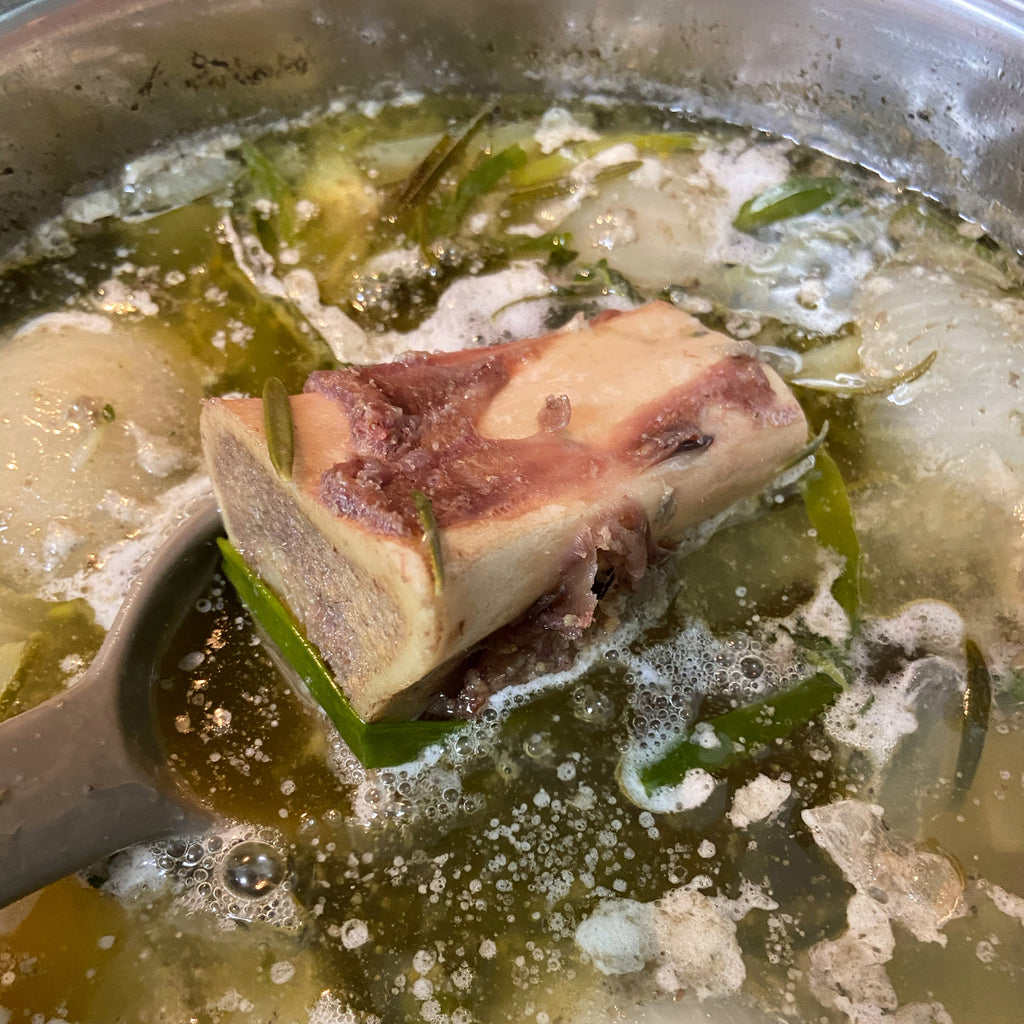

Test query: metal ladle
[0,496,223,908]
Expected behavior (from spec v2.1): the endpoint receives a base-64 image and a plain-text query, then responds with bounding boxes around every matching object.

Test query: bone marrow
[200,302,807,722]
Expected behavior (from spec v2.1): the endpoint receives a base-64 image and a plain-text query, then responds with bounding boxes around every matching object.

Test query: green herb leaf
[435,143,530,236]
[392,132,454,215]
[734,175,844,231]
[501,231,577,264]
[218,539,463,768]
[640,669,844,793]
[101,403,116,423]
[507,131,699,192]
[588,132,701,157]
[803,448,861,623]
[951,638,992,805]
[391,103,496,219]
[413,489,445,595]
[776,420,829,475]
[262,376,295,483]
[239,140,295,244]
[569,259,647,303]
[505,158,643,208]
[792,349,937,396]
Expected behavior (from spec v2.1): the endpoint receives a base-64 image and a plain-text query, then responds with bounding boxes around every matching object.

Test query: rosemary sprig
[413,489,445,595]
[262,376,295,482]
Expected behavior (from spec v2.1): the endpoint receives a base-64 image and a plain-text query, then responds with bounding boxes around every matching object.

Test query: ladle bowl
[0,497,222,907]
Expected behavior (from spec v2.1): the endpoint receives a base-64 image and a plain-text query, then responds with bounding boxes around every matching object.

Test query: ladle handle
[0,668,202,907]
[0,498,222,908]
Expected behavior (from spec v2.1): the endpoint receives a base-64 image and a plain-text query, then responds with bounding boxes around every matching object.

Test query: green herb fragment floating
[436,143,530,235]
[218,539,463,768]
[101,403,116,423]
[639,669,845,794]
[262,376,295,482]
[391,102,496,218]
[734,175,844,231]
[239,140,295,243]
[951,638,992,806]
[412,489,445,595]
[506,158,643,207]
[802,447,861,624]
[792,349,938,396]
[776,420,829,475]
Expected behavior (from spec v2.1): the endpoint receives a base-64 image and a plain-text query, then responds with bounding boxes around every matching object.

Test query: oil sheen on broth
[1,96,1023,1024]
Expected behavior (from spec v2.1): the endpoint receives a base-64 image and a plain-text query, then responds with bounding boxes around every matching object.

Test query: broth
[1,96,1023,1024]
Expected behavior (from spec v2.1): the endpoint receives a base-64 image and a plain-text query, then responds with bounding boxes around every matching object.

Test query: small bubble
[182,843,204,867]
[165,838,187,859]
[739,655,764,680]
[221,841,286,898]
[523,732,554,760]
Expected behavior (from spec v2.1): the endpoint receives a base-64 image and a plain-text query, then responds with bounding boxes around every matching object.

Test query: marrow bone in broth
[200,303,807,721]
[4,93,1024,1024]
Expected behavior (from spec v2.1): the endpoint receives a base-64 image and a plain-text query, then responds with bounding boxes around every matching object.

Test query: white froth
[282,268,369,363]
[40,474,213,629]
[373,264,560,358]
[340,919,370,949]
[534,107,600,154]
[790,553,851,646]
[728,775,792,829]
[978,880,1024,927]
[101,846,169,902]
[617,621,805,812]
[621,767,717,815]
[802,799,964,945]
[270,960,296,984]
[698,140,792,227]
[574,899,657,974]
[307,990,377,1024]
[824,655,950,770]
[575,885,751,1000]
[653,887,747,1000]
[860,601,966,661]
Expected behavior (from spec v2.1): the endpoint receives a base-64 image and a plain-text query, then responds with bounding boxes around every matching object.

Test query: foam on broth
[1,95,1023,1024]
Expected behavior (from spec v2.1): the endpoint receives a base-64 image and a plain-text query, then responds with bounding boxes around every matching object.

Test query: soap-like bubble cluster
[326,730,475,828]
[622,622,805,769]
[151,823,304,932]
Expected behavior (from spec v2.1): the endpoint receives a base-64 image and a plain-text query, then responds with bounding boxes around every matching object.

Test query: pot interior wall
[2,0,1024,255]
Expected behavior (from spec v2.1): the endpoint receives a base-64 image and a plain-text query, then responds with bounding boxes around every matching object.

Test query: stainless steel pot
[2,0,1024,260]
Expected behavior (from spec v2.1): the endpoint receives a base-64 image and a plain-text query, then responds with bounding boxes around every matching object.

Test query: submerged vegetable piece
[201,303,807,722]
